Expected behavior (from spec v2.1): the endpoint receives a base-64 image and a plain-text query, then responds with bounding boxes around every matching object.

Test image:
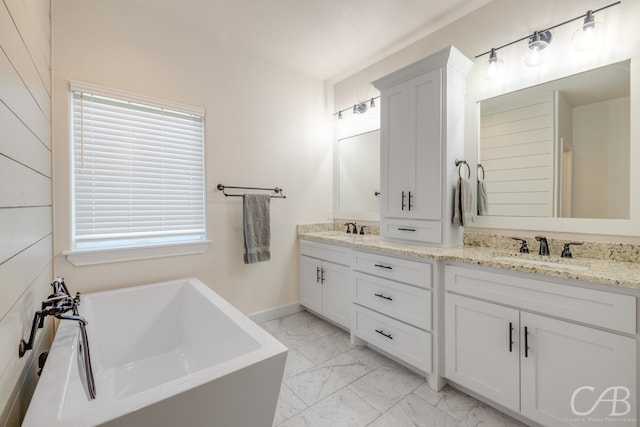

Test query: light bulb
[523,30,551,67]
[572,10,604,51]
[482,48,504,80]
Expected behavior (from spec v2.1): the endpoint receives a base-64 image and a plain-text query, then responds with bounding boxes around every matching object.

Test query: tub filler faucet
[19,277,97,400]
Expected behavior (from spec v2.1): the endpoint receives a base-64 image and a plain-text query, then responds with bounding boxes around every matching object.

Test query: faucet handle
[359,226,366,235]
[511,237,529,253]
[344,223,352,233]
[561,242,583,258]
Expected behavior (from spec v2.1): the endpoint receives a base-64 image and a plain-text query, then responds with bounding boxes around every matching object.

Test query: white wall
[52,0,333,314]
[0,0,53,425]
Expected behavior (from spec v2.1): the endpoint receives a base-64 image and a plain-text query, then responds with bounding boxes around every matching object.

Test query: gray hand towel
[243,194,271,264]
[477,180,488,216]
[453,178,476,226]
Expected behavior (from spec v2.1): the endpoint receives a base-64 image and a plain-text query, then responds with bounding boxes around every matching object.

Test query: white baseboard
[248,302,304,323]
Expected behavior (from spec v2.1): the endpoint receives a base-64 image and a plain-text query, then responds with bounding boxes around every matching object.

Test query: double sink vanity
[297,226,639,426]
[324,37,640,426]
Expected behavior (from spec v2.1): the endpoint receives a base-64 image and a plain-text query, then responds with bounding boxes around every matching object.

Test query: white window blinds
[71,83,206,251]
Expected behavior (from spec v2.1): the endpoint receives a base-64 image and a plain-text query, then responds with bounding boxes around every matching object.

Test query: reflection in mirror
[477,60,630,219]
[337,130,380,216]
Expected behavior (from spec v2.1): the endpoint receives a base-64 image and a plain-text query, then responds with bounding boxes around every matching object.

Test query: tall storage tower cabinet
[373,46,472,246]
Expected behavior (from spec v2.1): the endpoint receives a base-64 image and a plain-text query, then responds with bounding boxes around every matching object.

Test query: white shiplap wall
[479,93,555,217]
[0,0,52,425]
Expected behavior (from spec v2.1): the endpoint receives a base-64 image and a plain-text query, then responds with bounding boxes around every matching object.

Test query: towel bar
[217,184,286,198]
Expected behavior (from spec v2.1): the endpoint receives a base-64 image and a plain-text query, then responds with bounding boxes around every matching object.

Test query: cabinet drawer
[354,272,432,330]
[299,240,350,266]
[353,305,432,373]
[445,265,637,334]
[381,219,441,244]
[353,251,431,288]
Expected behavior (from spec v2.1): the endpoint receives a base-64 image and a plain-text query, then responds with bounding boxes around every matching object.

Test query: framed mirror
[335,129,380,220]
[477,60,630,220]
[467,54,640,237]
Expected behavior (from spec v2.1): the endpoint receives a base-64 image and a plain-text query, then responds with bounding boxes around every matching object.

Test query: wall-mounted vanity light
[353,101,368,114]
[334,96,381,120]
[522,30,552,67]
[477,1,620,79]
[572,10,605,51]
[482,48,505,79]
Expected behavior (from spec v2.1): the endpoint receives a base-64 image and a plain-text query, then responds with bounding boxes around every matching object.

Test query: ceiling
[128,0,492,81]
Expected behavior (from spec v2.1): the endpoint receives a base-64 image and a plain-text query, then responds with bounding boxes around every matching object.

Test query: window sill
[64,241,211,266]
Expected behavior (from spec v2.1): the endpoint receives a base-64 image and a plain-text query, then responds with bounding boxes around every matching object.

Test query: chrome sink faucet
[535,236,550,256]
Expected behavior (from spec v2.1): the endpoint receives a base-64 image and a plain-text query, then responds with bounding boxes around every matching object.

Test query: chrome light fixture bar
[334,95,381,119]
[476,1,620,76]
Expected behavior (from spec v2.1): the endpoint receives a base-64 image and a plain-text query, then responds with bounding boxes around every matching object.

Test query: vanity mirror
[477,60,630,220]
[335,129,380,220]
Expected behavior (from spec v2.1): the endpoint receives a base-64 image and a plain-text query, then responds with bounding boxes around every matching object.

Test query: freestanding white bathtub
[22,278,288,427]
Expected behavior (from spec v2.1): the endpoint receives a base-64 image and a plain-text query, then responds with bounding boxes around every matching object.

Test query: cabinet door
[323,262,351,328]
[410,67,442,221]
[444,293,520,412]
[380,81,413,218]
[299,255,323,314]
[380,69,442,221]
[520,312,637,427]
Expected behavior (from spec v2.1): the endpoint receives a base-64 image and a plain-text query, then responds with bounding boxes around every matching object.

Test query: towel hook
[477,164,485,181]
[455,160,470,179]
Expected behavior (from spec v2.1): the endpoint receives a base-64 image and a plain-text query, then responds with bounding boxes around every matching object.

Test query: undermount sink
[492,256,590,272]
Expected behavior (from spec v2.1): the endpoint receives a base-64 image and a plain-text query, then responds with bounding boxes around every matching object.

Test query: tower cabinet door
[410,67,442,221]
[444,293,520,412]
[380,80,414,218]
[520,312,637,427]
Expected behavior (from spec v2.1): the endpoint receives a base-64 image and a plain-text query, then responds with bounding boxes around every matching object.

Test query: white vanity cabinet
[351,250,438,386]
[444,264,637,426]
[373,45,472,246]
[299,240,351,329]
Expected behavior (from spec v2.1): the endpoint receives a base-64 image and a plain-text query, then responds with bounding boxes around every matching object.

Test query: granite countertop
[298,230,640,291]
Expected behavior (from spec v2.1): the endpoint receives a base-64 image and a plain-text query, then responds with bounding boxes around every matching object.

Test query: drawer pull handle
[524,326,529,358]
[397,227,416,232]
[374,263,393,270]
[374,293,393,301]
[509,322,513,353]
[375,329,393,340]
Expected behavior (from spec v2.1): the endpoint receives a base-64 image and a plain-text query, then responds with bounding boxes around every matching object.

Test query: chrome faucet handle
[535,236,550,256]
[511,237,529,253]
[359,226,366,235]
[561,242,583,258]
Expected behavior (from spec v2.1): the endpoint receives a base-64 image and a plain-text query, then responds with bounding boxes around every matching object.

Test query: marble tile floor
[260,310,528,427]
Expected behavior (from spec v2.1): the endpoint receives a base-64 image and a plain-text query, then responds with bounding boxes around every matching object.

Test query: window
[70,82,206,256]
